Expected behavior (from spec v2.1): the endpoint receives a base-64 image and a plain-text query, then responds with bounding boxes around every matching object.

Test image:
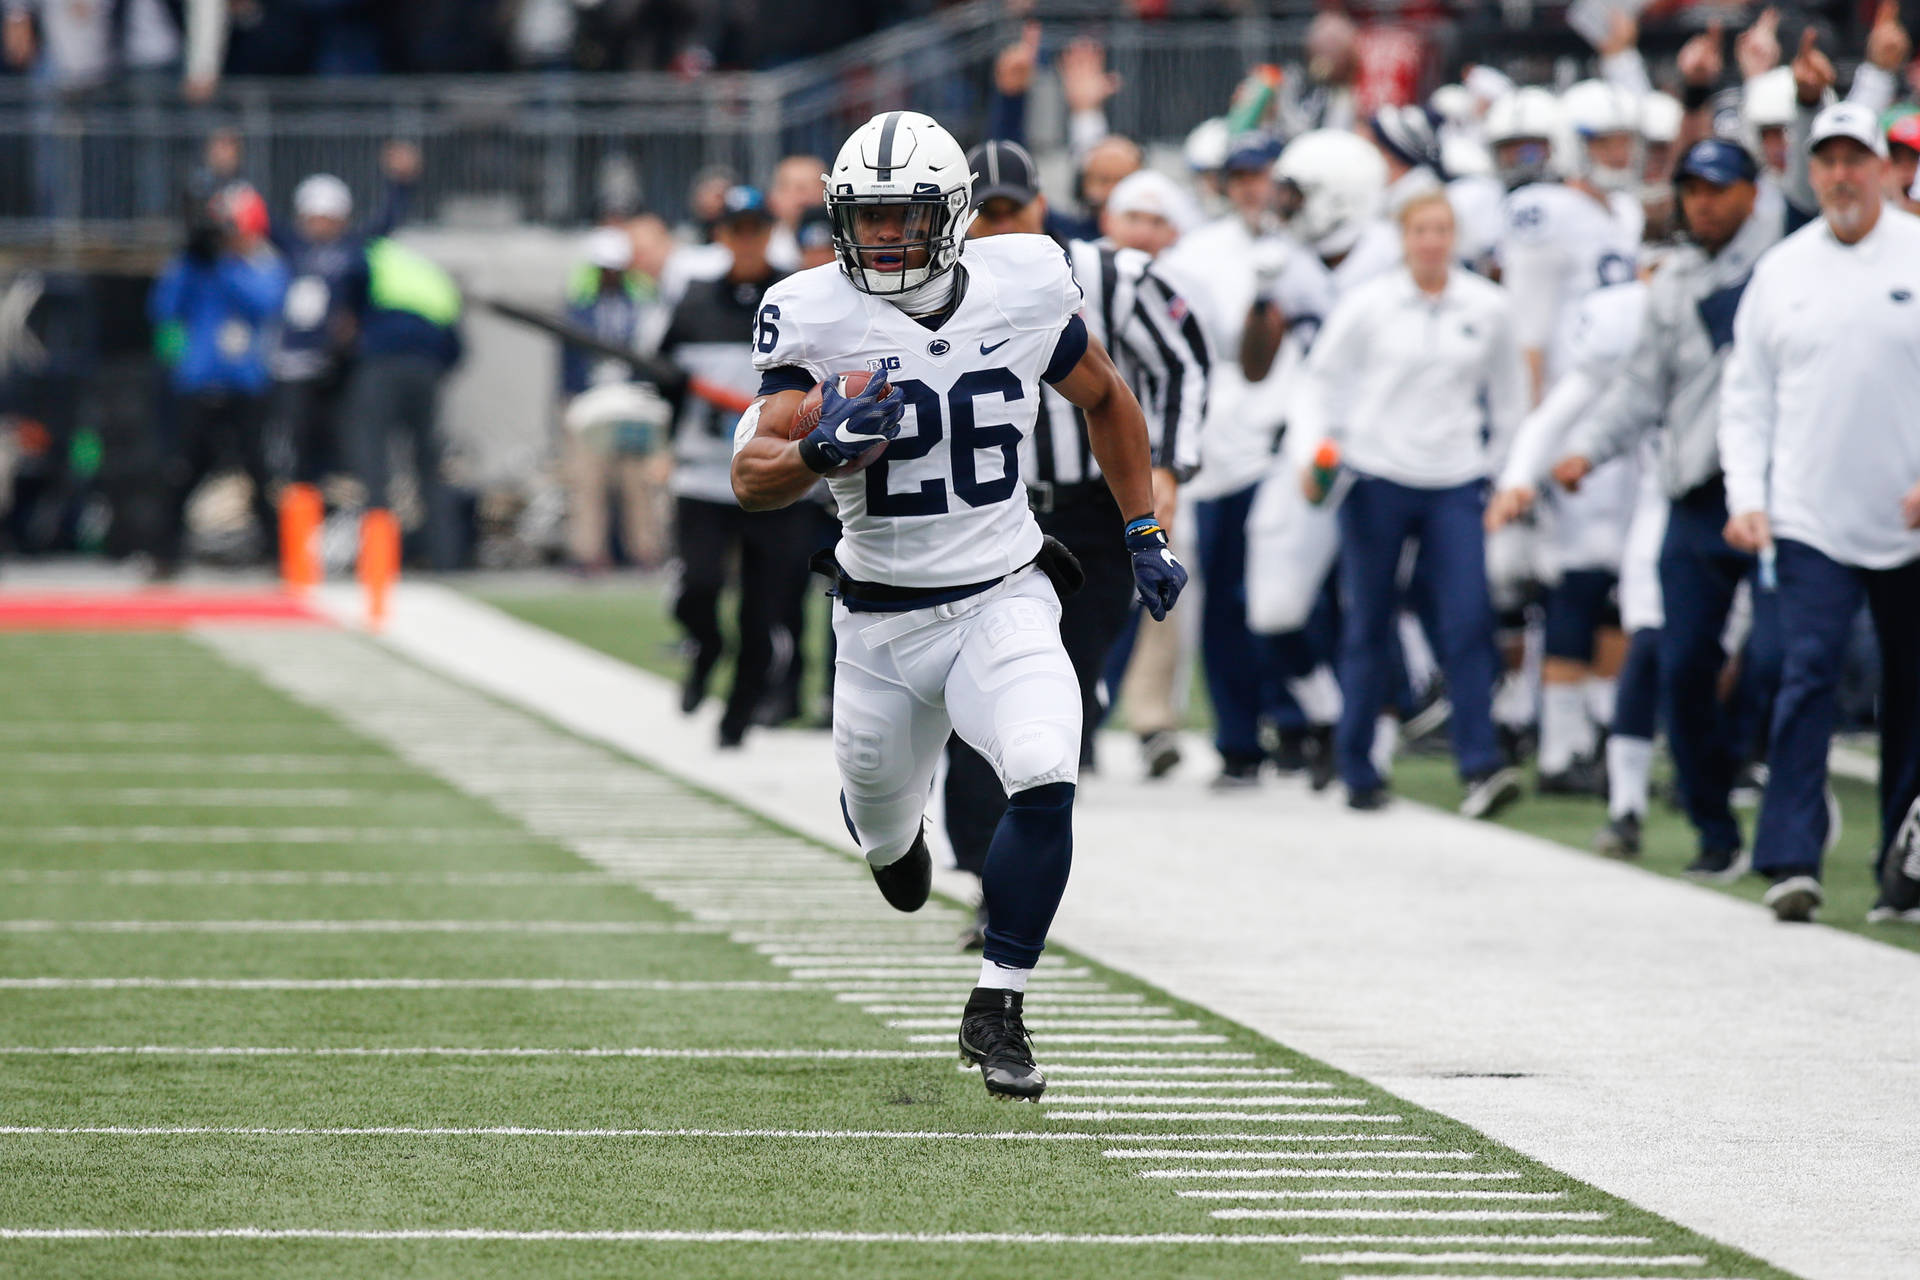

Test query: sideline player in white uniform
[730,111,1186,1099]
[1497,80,1644,791]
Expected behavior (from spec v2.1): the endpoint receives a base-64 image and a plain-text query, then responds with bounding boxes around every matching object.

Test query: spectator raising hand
[995,22,1040,98]
[1677,19,1724,87]
[1792,25,1835,105]
[1059,38,1122,115]
[1736,8,1781,81]
[1864,0,1912,72]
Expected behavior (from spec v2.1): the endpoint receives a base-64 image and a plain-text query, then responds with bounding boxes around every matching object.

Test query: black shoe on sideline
[1683,846,1751,883]
[1763,873,1822,923]
[1460,767,1523,821]
[1306,725,1337,792]
[1211,755,1262,791]
[870,829,932,913]
[1347,786,1390,812]
[1593,813,1642,859]
[959,986,1045,1100]
[1140,730,1182,780]
[1538,755,1607,798]
[680,649,717,715]
[1270,729,1309,777]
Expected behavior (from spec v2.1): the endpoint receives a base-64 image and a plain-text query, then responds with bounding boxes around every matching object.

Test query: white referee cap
[293,174,352,219]
[1104,170,1201,235]
[1808,102,1889,159]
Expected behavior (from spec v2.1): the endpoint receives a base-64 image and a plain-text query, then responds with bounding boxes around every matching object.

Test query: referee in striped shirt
[945,139,1209,946]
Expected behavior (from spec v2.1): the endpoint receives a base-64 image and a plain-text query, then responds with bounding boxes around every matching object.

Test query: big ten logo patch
[866,355,903,374]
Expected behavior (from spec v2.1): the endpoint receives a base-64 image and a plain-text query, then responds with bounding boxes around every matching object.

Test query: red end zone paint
[0,593,325,631]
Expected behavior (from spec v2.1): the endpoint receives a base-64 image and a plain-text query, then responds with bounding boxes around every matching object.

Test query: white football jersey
[749,234,1081,588]
[1499,182,1642,383]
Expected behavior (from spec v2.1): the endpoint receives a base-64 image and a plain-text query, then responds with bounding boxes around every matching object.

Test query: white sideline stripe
[1108,1150,1472,1161]
[1182,1187,1548,1199]
[0,870,630,887]
[1307,1254,1707,1267]
[908,1033,1220,1044]
[1049,1111,1394,1122]
[892,1019,1200,1031]
[0,920,721,935]
[1146,1169,1506,1180]
[856,1001,1153,1013]
[1211,1193,1567,1204]
[0,990,798,997]
[0,1228,1626,1246]
[7,1125,1404,1141]
[98,789,368,805]
[1042,1093,1348,1105]
[0,1047,951,1060]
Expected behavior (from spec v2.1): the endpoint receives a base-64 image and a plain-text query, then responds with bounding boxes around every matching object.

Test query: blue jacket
[561,265,658,396]
[340,239,464,369]
[150,250,289,395]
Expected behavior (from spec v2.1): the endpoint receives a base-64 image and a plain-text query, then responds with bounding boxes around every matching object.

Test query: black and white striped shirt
[1022,239,1210,494]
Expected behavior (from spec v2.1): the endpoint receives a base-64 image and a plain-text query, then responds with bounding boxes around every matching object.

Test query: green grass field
[0,626,1796,1278]
[476,577,1915,955]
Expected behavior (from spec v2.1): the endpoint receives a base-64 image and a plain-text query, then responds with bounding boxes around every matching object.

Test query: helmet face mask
[825,111,974,298]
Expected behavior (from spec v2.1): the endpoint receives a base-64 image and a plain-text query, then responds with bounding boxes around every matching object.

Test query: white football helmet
[1641,92,1683,146]
[824,111,974,297]
[1484,87,1563,190]
[1559,79,1641,192]
[1272,129,1387,259]
[1184,117,1231,173]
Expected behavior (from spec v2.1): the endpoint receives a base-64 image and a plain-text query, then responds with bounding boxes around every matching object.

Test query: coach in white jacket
[1719,102,1920,924]
[1292,190,1529,816]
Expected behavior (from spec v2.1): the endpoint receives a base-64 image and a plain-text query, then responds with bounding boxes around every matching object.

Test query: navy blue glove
[1124,515,1188,622]
[798,376,906,474]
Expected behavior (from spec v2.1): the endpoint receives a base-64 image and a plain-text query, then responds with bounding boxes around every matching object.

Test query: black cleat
[1269,729,1309,777]
[869,830,931,913]
[1460,767,1523,820]
[679,647,717,715]
[1347,786,1390,812]
[1140,730,1182,779]
[1537,755,1607,798]
[1306,725,1337,793]
[1593,812,1642,859]
[1683,845,1751,883]
[959,986,1045,1100]
[1763,873,1822,923]
[1868,798,1920,923]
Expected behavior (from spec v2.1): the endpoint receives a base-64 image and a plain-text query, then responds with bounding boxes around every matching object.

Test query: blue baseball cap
[718,184,771,223]
[1223,133,1283,173]
[1673,138,1758,188]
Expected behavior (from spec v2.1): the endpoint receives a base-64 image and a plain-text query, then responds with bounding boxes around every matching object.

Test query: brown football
[792,369,890,477]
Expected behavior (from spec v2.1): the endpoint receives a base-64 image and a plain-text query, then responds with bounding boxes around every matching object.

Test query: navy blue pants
[1335,475,1501,791]
[1657,494,1781,855]
[1756,540,1920,880]
[1195,484,1301,765]
[1543,569,1616,662]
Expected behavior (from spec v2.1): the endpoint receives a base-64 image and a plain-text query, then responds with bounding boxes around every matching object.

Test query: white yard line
[1044,1096,1368,1108]
[0,1228,1627,1245]
[0,1046,946,1059]
[1210,1193,1566,1204]
[1046,1112,1393,1122]
[0,870,629,887]
[1110,1150,1473,1160]
[0,920,722,935]
[0,990,794,997]
[1306,1254,1706,1267]
[1053,1080,1324,1090]
[1143,1170,1514,1181]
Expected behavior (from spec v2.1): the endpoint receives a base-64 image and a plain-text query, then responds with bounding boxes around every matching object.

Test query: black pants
[673,496,814,740]
[344,353,457,570]
[944,483,1133,875]
[158,389,275,567]
[265,369,347,486]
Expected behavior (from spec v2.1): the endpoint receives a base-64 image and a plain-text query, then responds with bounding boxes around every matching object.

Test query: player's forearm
[730,439,818,511]
[1085,393,1157,520]
[1239,303,1285,381]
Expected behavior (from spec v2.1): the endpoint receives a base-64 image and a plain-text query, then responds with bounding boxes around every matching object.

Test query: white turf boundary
[255,583,1920,1280]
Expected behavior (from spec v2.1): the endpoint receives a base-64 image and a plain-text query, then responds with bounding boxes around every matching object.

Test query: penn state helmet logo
[927,338,951,356]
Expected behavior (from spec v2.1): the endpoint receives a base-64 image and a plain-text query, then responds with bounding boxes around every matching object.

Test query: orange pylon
[278,483,323,593]
[357,508,400,629]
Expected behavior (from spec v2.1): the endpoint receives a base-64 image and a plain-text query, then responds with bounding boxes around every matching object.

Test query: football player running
[731,111,1186,1100]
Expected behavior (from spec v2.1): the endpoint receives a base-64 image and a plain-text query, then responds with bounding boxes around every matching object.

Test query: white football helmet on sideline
[1484,86,1563,190]
[1273,129,1387,259]
[824,111,975,297]
[1559,79,1642,193]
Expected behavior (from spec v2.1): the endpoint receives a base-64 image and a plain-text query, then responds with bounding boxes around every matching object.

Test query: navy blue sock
[980,781,1075,970]
[1613,627,1662,741]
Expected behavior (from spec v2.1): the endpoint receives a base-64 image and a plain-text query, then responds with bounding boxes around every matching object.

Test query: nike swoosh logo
[980,338,1011,355]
